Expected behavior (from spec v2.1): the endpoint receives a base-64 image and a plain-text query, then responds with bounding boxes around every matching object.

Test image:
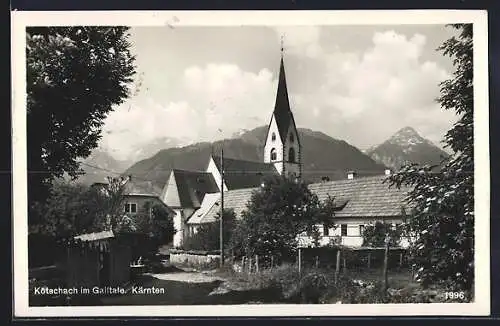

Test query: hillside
[367,126,449,171]
[124,126,387,188]
[73,148,132,185]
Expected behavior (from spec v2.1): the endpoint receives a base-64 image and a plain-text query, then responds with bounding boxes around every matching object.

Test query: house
[160,169,219,247]
[90,178,176,245]
[121,179,175,221]
[303,174,412,248]
[65,230,132,288]
[185,173,412,249]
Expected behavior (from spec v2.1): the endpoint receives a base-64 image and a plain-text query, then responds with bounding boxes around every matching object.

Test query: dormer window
[271,132,276,141]
[270,148,277,161]
[289,133,294,143]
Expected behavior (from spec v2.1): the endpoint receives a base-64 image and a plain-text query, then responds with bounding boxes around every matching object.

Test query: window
[359,225,365,236]
[323,224,329,236]
[288,148,296,163]
[290,133,294,142]
[270,148,277,161]
[271,132,276,141]
[125,203,137,214]
[341,224,347,236]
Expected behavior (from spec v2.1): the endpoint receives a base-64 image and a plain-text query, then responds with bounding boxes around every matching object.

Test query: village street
[96,267,283,305]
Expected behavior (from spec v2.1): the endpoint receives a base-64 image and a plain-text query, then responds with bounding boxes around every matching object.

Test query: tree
[183,209,236,251]
[362,221,403,247]
[122,202,176,259]
[228,175,337,264]
[387,24,474,292]
[26,27,136,224]
[31,176,129,237]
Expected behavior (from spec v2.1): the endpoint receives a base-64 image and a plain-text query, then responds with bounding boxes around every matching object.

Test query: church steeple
[263,40,302,179]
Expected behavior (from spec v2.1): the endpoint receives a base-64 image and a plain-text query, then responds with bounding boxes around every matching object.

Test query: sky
[100,24,460,161]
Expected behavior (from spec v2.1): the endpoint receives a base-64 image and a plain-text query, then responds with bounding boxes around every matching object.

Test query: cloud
[100,27,457,160]
[101,63,277,160]
[288,29,455,148]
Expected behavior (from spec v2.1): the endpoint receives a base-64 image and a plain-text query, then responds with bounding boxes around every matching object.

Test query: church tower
[263,45,302,179]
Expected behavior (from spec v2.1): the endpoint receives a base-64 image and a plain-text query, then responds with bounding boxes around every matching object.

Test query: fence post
[298,248,302,274]
[248,256,252,274]
[335,249,341,284]
[367,252,371,269]
[271,256,274,269]
[399,252,403,269]
[383,239,390,298]
[315,256,319,269]
[241,256,245,272]
[255,255,259,274]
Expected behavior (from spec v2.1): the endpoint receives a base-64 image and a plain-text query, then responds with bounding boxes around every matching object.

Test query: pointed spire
[273,38,293,143]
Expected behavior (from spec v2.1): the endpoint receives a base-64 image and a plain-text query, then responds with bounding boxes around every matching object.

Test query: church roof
[307,176,413,218]
[160,169,219,208]
[211,156,278,190]
[272,57,296,144]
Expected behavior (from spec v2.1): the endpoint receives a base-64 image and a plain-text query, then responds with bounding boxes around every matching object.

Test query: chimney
[385,169,392,176]
[347,171,356,180]
[321,176,330,182]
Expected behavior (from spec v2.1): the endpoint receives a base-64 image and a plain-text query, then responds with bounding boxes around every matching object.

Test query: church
[153,50,413,249]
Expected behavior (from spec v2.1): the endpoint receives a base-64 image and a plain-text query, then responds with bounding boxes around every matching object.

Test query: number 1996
[444,291,465,300]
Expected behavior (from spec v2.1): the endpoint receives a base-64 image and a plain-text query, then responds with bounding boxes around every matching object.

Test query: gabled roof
[307,176,413,218]
[273,57,295,143]
[211,156,278,190]
[123,180,163,197]
[160,169,219,208]
[188,193,221,224]
[189,187,257,224]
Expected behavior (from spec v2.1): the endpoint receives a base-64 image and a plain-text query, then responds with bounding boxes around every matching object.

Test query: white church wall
[263,115,284,164]
[282,122,301,177]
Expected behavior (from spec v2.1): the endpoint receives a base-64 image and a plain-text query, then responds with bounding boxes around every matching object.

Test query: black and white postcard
[11,10,490,317]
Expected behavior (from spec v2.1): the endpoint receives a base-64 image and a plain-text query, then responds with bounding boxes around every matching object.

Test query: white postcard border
[11,9,490,317]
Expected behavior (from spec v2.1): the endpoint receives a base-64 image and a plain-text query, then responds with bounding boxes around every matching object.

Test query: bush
[182,209,236,251]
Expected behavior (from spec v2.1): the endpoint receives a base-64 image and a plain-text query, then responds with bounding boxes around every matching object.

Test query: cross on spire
[280,34,285,57]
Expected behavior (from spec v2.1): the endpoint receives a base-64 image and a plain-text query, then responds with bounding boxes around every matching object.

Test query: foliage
[228,175,337,263]
[26,26,136,223]
[362,221,403,247]
[182,209,236,251]
[121,202,176,259]
[30,177,128,237]
[386,24,474,292]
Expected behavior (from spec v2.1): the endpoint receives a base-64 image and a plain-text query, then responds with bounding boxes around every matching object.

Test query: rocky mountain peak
[388,126,426,147]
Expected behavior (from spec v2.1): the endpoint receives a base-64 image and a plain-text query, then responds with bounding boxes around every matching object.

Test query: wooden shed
[64,230,132,288]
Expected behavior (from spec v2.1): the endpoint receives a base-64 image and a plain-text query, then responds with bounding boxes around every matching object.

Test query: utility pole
[219,146,225,267]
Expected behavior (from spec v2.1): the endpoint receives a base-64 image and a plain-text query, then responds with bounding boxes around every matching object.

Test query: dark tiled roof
[212,156,278,190]
[124,180,163,197]
[162,169,219,208]
[307,176,413,217]
[198,187,258,223]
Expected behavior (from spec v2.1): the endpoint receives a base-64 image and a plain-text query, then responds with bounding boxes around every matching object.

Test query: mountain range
[74,125,448,187]
[366,126,449,171]
[123,126,387,188]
